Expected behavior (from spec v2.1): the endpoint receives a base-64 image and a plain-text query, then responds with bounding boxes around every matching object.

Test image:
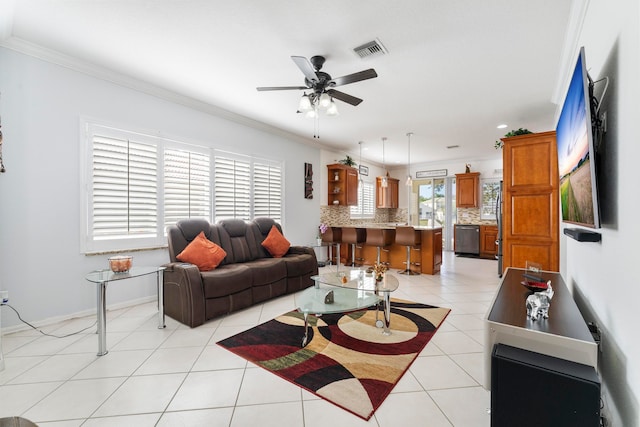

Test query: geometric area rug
[217,299,450,420]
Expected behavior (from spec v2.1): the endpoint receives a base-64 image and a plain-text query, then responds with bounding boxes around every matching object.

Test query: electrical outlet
[0,290,8,304]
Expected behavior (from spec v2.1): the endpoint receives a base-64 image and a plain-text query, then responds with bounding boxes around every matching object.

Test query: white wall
[0,47,321,329]
[562,0,639,425]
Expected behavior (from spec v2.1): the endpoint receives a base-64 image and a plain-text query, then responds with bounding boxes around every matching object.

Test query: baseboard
[1,295,156,335]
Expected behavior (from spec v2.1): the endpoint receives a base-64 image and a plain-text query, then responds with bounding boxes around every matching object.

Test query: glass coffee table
[297,269,400,346]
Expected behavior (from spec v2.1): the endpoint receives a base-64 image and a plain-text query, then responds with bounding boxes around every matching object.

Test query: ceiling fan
[256,55,378,109]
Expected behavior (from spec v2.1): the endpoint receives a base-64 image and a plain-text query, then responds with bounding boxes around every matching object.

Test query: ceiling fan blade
[326,89,363,106]
[257,86,308,91]
[329,69,377,87]
[291,56,319,83]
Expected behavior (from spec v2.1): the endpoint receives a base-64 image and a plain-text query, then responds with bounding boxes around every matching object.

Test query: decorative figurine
[324,290,334,304]
[526,282,554,321]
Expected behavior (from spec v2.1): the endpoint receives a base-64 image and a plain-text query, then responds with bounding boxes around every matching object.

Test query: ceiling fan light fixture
[319,92,331,108]
[326,99,339,116]
[298,93,312,112]
[305,108,317,119]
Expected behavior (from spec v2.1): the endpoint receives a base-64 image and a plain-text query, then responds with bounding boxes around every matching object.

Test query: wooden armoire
[501,131,559,273]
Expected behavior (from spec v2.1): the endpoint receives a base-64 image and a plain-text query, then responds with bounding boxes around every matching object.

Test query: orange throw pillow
[261,225,291,258]
[176,231,227,271]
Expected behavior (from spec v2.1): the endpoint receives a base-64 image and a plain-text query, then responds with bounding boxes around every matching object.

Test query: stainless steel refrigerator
[496,181,503,277]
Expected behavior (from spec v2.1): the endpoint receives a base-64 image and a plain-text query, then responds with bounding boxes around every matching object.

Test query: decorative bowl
[521,280,549,292]
[109,255,133,273]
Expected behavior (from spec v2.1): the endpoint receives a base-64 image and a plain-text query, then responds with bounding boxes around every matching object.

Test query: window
[82,122,283,254]
[83,125,163,253]
[214,155,251,221]
[164,148,211,227]
[253,162,282,220]
[481,179,501,220]
[350,180,375,219]
[213,152,282,222]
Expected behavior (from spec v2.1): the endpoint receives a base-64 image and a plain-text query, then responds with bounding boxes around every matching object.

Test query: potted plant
[317,223,328,245]
[495,128,533,149]
[338,155,356,167]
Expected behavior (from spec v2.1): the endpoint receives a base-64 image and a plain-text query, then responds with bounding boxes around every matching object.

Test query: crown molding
[0,36,333,152]
[551,0,590,111]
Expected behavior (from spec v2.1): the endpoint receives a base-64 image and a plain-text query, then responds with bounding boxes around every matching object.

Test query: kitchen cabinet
[327,164,358,206]
[480,225,498,259]
[455,172,480,207]
[501,131,559,273]
[376,176,399,208]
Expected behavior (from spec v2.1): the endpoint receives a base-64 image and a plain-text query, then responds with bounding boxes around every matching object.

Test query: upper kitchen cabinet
[376,176,399,208]
[327,164,359,206]
[455,172,480,207]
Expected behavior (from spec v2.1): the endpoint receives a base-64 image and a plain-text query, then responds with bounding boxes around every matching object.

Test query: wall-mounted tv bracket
[588,74,610,151]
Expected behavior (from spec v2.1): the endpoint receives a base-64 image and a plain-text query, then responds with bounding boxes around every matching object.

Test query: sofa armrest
[162,262,206,327]
[288,245,315,256]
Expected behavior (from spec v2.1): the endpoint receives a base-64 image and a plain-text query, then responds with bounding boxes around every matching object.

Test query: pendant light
[405,132,413,186]
[381,137,388,188]
[358,141,364,184]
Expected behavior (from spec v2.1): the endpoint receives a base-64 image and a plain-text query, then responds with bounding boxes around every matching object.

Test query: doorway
[415,177,456,251]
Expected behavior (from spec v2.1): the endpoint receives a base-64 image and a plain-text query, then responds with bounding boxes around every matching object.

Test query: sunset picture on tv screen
[556,52,595,227]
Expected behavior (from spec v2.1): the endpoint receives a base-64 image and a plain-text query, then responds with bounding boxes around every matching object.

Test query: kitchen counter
[321,224,442,274]
[334,223,443,230]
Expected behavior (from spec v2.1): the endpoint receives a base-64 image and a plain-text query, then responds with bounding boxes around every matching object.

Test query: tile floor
[0,252,500,426]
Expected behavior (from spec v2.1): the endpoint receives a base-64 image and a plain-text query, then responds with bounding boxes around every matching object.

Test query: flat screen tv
[556,47,600,229]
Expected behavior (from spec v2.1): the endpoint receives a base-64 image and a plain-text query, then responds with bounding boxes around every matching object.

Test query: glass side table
[85,266,166,356]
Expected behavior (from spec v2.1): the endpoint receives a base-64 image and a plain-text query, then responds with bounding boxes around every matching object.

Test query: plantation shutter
[91,135,158,239]
[350,181,375,219]
[214,155,251,221]
[254,162,282,221]
[164,148,211,227]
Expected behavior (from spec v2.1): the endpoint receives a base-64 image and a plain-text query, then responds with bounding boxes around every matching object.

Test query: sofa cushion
[245,258,287,286]
[261,225,290,258]
[167,218,214,262]
[281,252,317,277]
[176,231,227,271]
[201,264,253,299]
[218,219,260,263]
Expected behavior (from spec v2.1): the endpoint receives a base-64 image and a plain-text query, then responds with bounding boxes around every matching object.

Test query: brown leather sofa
[163,217,318,327]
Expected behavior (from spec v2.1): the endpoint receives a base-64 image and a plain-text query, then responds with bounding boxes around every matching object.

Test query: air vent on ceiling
[353,38,388,59]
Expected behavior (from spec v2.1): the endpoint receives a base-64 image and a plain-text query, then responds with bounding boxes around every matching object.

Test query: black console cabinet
[485,268,601,426]
[491,344,600,427]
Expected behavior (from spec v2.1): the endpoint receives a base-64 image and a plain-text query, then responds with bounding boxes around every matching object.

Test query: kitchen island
[325,224,442,275]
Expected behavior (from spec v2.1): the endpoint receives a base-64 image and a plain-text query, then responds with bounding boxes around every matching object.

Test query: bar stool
[321,226,342,266]
[342,227,366,267]
[365,228,396,266]
[395,226,421,275]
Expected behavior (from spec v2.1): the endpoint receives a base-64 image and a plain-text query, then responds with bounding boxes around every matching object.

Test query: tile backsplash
[319,206,407,226]
[456,207,498,225]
